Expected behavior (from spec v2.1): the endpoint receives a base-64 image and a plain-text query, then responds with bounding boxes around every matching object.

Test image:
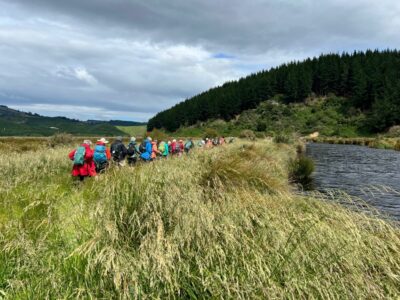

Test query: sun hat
[147,137,152,141]
[116,136,123,141]
[97,137,109,144]
[83,139,92,145]
[130,137,136,142]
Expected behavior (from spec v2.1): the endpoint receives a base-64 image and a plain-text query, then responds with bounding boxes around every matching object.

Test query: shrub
[255,132,266,139]
[239,129,256,140]
[203,128,219,139]
[256,121,267,132]
[394,140,400,151]
[273,134,292,144]
[387,125,400,137]
[48,133,73,148]
[289,155,315,189]
[148,128,169,141]
[296,143,306,155]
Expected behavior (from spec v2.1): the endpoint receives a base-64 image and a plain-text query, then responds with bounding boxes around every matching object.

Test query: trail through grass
[0,141,399,298]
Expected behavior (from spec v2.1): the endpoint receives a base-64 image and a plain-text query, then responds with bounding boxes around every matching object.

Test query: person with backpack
[151,139,162,160]
[178,140,184,157]
[197,139,205,148]
[127,137,140,165]
[140,137,153,161]
[163,140,169,157]
[68,140,96,181]
[110,136,127,166]
[93,138,111,173]
[205,138,213,149]
[171,139,178,155]
[167,141,172,154]
[158,140,169,158]
[184,138,194,154]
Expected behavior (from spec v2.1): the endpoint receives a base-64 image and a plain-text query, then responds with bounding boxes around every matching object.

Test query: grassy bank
[0,141,399,298]
[307,136,400,151]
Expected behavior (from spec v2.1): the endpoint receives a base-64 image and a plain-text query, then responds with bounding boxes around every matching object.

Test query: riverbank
[306,136,400,151]
[1,141,399,298]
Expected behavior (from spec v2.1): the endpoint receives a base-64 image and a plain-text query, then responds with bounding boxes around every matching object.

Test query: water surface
[306,143,400,220]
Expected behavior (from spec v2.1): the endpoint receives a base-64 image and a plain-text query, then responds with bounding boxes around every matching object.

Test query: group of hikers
[68,136,228,181]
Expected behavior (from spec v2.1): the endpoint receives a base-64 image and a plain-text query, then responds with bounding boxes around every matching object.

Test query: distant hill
[87,120,147,126]
[0,105,134,136]
[148,50,400,135]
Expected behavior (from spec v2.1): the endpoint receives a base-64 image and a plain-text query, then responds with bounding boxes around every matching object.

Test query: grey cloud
[4,0,400,53]
[0,0,400,121]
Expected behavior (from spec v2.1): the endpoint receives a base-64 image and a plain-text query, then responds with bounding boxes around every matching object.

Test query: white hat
[97,137,109,144]
[147,137,152,141]
[130,137,136,142]
[83,139,92,145]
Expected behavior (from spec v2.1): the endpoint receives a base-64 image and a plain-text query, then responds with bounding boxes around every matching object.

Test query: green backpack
[74,146,86,165]
[159,141,166,153]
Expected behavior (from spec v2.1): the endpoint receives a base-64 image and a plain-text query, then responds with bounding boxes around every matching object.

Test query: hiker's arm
[68,150,75,160]
[106,148,111,160]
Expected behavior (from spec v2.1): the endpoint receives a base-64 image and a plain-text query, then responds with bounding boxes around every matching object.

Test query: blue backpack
[94,145,107,163]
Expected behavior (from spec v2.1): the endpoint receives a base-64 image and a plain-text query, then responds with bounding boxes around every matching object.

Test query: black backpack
[111,142,122,160]
[127,143,138,157]
[139,141,146,153]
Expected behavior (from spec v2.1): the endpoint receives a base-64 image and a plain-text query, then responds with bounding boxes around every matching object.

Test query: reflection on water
[306,143,400,220]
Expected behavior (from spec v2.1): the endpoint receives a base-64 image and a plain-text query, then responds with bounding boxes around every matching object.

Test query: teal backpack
[185,140,193,150]
[74,146,86,165]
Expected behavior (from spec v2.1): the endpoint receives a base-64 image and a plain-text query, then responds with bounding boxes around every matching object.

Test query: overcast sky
[1,0,400,121]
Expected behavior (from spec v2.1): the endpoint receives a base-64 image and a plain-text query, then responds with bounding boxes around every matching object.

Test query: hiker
[163,141,169,157]
[93,138,111,173]
[205,138,213,149]
[184,138,194,154]
[127,137,140,165]
[140,137,153,161]
[110,136,127,166]
[159,140,169,158]
[68,140,96,181]
[167,141,172,155]
[219,136,225,145]
[171,139,178,155]
[151,139,162,160]
[178,139,184,156]
[197,139,205,148]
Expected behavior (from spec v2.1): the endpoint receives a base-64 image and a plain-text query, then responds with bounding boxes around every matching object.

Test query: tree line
[147,50,400,133]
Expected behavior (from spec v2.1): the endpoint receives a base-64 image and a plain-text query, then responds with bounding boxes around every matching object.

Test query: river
[306,143,400,221]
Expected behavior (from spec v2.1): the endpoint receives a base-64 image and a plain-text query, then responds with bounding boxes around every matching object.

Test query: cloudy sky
[1,0,400,121]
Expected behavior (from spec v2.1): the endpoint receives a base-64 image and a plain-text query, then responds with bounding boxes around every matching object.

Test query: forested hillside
[0,105,127,136]
[148,50,400,133]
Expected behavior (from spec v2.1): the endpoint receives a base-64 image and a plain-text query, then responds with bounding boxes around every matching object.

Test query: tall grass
[0,141,399,298]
